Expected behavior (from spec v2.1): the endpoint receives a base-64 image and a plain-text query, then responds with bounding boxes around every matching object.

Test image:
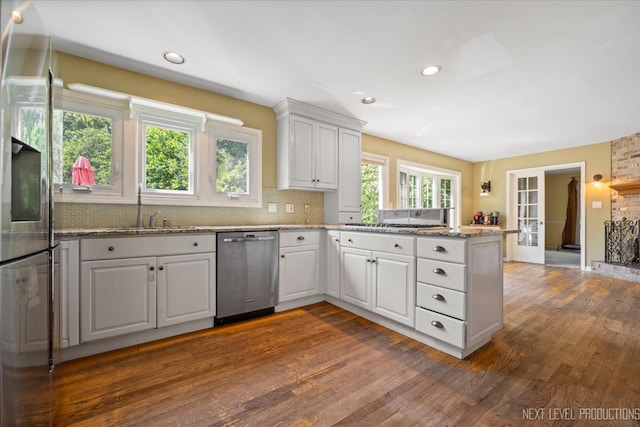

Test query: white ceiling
[31,0,640,162]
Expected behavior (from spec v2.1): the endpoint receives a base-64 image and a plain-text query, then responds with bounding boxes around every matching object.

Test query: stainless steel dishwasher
[216,230,279,324]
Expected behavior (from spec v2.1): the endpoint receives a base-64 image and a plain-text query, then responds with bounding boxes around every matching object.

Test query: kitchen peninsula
[56,225,513,360]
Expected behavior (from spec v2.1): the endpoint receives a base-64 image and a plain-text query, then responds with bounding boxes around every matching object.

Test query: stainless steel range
[378,208,451,226]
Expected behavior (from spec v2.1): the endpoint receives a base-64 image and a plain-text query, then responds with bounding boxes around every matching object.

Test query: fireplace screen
[605,220,640,265]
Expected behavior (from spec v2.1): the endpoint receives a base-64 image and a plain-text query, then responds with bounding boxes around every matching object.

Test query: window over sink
[51,86,262,207]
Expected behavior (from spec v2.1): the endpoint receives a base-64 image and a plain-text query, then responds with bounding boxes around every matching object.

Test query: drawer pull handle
[193,242,198,246]
[433,268,446,275]
[432,294,445,301]
[297,236,305,241]
[433,245,446,252]
[394,243,400,248]
[108,246,115,251]
[431,321,444,329]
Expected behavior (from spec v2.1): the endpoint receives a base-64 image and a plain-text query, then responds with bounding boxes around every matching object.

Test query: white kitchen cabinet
[325,230,341,298]
[81,257,157,342]
[414,234,503,358]
[278,231,320,302]
[156,253,216,327]
[340,247,371,309]
[274,98,366,193]
[54,240,80,348]
[279,114,337,190]
[339,232,416,326]
[325,128,362,224]
[79,234,216,343]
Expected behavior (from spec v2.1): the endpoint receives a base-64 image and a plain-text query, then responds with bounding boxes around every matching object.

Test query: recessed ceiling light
[163,51,185,65]
[10,10,23,24]
[420,65,442,76]
[361,97,376,104]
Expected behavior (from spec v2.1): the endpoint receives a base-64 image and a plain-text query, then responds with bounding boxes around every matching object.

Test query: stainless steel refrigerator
[1,1,57,425]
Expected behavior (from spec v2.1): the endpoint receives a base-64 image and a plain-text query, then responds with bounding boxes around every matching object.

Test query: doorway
[506,162,585,269]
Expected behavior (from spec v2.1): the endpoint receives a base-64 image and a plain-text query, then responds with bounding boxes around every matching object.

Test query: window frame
[53,89,125,202]
[135,107,199,200]
[396,159,461,226]
[52,85,261,207]
[208,122,262,207]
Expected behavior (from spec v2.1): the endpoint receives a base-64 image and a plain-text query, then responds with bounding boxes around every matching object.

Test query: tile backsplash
[54,188,324,229]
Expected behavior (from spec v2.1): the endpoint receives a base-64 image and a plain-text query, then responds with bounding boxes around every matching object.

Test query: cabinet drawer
[417,259,466,292]
[338,212,361,224]
[279,230,320,247]
[417,237,466,263]
[340,232,415,256]
[416,282,466,320]
[415,307,465,348]
[81,234,216,260]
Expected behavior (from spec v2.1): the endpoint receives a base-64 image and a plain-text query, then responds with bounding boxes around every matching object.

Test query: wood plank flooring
[54,262,640,426]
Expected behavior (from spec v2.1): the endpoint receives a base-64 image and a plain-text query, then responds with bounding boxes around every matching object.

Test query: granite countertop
[56,224,517,238]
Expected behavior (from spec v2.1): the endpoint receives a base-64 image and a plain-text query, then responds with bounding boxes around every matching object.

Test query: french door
[510,170,545,264]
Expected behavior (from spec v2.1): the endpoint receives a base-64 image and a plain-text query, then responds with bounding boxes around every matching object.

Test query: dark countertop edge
[56,224,518,238]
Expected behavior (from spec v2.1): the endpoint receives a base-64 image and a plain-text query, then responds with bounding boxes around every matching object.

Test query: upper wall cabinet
[274,98,366,191]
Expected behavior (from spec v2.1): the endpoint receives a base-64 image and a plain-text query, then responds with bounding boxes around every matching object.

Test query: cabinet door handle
[433,245,445,252]
[431,321,444,329]
[348,239,353,243]
[159,266,164,271]
[371,259,376,264]
[297,236,305,241]
[281,254,285,258]
[366,259,371,263]
[394,243,400,248]
[432,294,445,301]
[335,239,340,243]
[433,268,446,275]
[108,246,115,251]
[149,266,155,271]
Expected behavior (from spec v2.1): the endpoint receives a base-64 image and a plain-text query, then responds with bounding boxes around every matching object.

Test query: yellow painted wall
[472,142,611,266]
[56,52,279,187]
[361,134,474,225]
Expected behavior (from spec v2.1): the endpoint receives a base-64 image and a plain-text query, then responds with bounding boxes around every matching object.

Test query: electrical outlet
[285,203,294,213]
[304,204,310,214]
[267,203,277,213]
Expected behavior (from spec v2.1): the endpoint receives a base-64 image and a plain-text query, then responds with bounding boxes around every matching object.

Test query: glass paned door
[512,171,545,264]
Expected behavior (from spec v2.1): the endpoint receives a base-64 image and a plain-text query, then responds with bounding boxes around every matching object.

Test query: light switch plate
[592,201,603,209]
[285,203,294,213]
[304,203,310,214]
[267,203,277,213]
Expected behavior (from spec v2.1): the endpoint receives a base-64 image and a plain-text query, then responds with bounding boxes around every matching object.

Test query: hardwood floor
[54,262,640,426]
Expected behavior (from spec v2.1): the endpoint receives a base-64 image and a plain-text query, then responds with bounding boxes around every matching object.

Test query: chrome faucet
[136,183,144,229]
[149,210,161,228]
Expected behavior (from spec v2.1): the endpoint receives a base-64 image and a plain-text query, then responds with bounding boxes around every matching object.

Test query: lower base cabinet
[156,253,216,327]
[79,235,216,343]
[339,232,416,327]
[279,231,320,302]
[81,257,157,342]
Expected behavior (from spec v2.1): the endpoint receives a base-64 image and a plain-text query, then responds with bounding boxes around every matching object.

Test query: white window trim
[208,122,262,208]
[52,85,262,207]
[396,159,461,226]
[135,108,199,202]
[54,89,126,203]
[361,151,389,209]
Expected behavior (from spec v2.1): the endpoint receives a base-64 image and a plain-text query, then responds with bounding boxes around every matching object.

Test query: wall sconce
[593,174,603,182]
[480,181,491,196]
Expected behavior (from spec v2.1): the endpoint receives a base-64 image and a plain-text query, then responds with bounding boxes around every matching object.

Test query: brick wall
[611,132,640,221]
